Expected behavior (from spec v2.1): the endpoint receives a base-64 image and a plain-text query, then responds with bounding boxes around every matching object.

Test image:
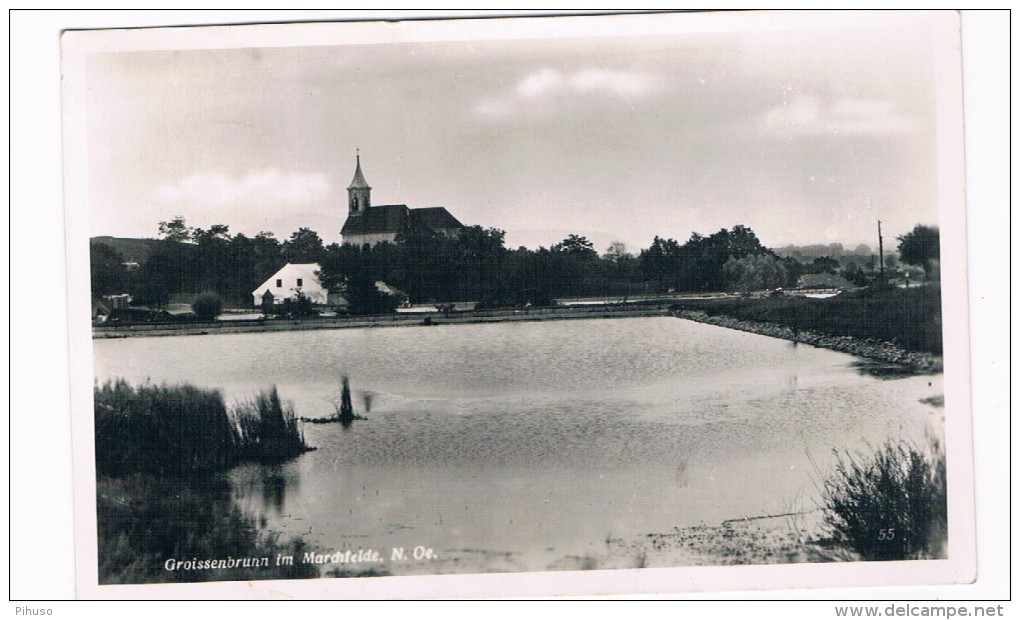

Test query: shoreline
[672,309,943,373]
[92,305,672,339]
[94,302,943,375]
[313,511,846,577]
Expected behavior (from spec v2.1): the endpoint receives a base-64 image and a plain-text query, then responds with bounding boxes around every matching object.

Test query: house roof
[797,272,854,289]
[252,262,323,297]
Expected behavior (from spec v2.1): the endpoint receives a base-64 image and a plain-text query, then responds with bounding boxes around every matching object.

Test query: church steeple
[347,148,371,214]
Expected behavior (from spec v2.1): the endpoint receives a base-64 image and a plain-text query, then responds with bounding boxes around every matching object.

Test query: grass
[675,284,943,355]
[816,438,947,561]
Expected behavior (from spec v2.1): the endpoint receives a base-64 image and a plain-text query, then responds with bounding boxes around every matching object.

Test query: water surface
[94,317,942,573]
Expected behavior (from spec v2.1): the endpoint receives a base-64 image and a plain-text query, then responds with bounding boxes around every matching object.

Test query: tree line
[90,216,940,312]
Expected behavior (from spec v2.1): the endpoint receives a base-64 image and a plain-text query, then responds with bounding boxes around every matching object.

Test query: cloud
[477,67,655,117]
[568,68,652,97]
[516,68,563,98]
[761,95,920,136]
[153,169,330,206]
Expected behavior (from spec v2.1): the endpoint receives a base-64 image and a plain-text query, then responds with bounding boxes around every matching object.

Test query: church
[340,152,465,247]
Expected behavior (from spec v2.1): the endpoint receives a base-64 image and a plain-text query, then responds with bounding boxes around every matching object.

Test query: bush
[191,292,223,320]
[346,275,400,316]
[819,439,947,561]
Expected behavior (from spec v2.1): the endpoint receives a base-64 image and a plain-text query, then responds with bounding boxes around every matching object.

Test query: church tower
[347,149,371,215]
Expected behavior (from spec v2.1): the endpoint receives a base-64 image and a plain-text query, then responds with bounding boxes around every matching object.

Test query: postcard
[61,10,975,599]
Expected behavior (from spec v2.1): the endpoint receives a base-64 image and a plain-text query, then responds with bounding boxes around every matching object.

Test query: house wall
[252,265,328,306]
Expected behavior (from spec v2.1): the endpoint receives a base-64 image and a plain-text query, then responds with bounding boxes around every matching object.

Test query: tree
[723,253,788,293]
[808,256,842,275]
[602,241,631,263]
[345,273,399,316]
[90,241,130,297]
[639,236,683,292]
[897,225,940,280]
[840,263,871,287]
[458,226,508,304]
[157,216,193,242]
[287,289,318,318]
[643,226,774,293]
[282,228,326,264]
[552,234,597,259]
[192,224,233,296]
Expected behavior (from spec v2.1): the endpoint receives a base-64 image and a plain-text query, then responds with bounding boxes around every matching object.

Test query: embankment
[673,308,942,373]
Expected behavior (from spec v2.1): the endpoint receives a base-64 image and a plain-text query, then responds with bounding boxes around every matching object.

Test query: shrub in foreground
[819,438,947,561]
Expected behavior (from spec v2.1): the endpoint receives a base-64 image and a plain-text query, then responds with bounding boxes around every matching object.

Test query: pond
[93,316,942,574]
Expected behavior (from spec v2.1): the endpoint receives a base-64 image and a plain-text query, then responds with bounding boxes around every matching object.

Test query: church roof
[347,154,371,191]
[341,204,410,235]
[410,207,464,230]
[341,205,465,237]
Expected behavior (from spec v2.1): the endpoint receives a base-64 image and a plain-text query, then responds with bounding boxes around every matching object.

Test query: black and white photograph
[52,10,987,600]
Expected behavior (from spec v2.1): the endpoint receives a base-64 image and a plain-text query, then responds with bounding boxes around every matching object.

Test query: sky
[77,11,958,253]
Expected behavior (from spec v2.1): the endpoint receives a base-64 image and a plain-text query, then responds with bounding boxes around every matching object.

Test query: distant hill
[91,236,160,264]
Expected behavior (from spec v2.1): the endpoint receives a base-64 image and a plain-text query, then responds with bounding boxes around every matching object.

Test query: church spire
[348,148,370,190]
[347,149,371,214]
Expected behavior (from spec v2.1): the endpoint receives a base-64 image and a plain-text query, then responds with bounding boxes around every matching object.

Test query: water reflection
[850,360,923,380]
[231,464,299,518]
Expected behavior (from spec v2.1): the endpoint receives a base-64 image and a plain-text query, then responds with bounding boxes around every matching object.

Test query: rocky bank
[673,309,942,374]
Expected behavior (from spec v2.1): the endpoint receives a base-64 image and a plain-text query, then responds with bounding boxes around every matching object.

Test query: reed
[94,380,310,477]
[233,386,309,462]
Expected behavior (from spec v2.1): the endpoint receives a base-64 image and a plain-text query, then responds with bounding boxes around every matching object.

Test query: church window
[276,279,282,288]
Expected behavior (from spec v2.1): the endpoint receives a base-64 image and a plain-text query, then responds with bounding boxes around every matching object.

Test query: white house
[252,263,328,307]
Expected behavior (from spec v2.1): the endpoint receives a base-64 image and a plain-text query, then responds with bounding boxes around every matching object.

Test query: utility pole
[877,220,885,287]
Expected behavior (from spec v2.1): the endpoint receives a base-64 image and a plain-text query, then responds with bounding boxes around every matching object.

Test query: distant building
[252,263,328,307]
[340,152,465,247]
[796,273,854,291]
[251,262,403,309]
